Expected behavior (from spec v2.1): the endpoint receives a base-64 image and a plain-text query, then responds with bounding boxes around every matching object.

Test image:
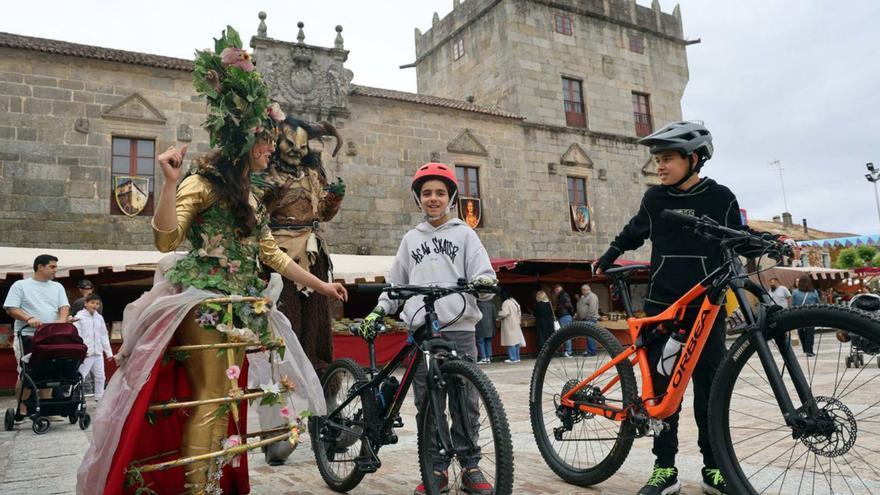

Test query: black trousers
[647,308,727,469]
[797,327,815,354]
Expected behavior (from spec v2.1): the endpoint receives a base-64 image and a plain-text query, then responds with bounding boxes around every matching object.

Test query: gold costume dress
[153,173,292,492]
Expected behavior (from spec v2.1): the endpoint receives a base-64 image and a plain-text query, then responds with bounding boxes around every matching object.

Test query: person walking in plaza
[475,298,497,364]
[792,276,820,356]
[3,254,70,415]
[575,284,599,356]
[498,288,524,363]
[534,290,555,352]
[76,27,345,495]
[553,284,575,357]
[768,277,792,308]
[73,294,112,402]
[358,162,497,495]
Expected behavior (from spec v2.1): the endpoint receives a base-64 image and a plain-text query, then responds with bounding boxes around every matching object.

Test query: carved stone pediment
[255,38,353,119]
[560,143,593,168]
[447,129,488,156]
[101,93,166,124]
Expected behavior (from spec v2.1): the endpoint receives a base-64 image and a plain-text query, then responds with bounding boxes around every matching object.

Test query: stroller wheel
[68,413,78,425]
[32,417,50,435]
[4,408,14,431]
[79,413,91,430]
[845,356,852,368]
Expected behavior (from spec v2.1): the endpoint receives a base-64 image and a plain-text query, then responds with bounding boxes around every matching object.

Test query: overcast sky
[2,1,878,235]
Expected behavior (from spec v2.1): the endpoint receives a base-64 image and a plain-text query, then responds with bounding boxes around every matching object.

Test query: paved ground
[1,344,877,494]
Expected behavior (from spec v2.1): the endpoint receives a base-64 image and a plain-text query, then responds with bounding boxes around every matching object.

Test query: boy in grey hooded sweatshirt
[359,162,496,495]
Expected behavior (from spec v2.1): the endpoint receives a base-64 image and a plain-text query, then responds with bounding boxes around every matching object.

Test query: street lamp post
[865,162,880,227]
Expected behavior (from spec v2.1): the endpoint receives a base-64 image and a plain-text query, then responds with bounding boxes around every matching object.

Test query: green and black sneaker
[637,465,682,495]
[701,467,729,495]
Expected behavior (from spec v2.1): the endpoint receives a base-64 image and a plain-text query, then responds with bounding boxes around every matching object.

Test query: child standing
[73,294,113,401]
[358,162,497,495]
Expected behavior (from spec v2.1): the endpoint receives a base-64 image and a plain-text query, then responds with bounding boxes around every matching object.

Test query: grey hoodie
[377,218,495,332]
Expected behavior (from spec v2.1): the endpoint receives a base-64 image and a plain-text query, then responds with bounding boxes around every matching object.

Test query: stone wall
[325,95,651,261]
[0,48,210,249]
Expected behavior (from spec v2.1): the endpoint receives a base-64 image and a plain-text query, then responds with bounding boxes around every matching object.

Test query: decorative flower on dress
[227,259,241,274]
[225,365,241,380]
[195,308,219,327]
[221,435,243,467]
[216,323,258,342]
[261,382,281,396]
[279,406,291,418]
[252,300,269,314]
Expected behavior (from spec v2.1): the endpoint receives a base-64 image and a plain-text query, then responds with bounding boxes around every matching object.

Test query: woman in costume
[76,26,346,495]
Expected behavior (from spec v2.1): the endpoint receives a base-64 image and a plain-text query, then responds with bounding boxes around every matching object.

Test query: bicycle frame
[561,247,819,429]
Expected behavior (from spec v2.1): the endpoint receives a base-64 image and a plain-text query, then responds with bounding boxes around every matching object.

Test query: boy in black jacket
[595,121,737,495]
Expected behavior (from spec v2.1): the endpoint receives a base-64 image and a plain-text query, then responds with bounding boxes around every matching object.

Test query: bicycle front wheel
[417,359,514,495]
[310,358,369,492]
[529,322,637,486]
[710,305,880,494]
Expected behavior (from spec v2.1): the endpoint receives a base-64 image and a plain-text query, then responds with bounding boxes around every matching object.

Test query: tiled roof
[351,85,523,119]
[1,31,523,119]
[0,31,193,71]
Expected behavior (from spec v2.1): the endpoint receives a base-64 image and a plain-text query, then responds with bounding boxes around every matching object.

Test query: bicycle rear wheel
[710,305,880,494]
[310,358,370,492]
[529,322,637,486]
[417,359,514,495]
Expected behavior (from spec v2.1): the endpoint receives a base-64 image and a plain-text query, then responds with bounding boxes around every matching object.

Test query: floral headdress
[193,26,286,163]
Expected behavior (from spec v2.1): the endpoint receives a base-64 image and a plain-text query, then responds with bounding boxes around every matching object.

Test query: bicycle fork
[425,351,457,459]
[747,306,820,437]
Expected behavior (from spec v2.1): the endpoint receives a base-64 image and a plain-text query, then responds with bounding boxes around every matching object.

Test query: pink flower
[226,365,241,380]
[279,406,291,418]
[220,47,255,72]
[266,102,286,122]
[223,434,242,449]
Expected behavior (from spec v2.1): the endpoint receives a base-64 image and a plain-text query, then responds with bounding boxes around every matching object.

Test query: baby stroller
[4,323,90,434]
[846,293,880,368]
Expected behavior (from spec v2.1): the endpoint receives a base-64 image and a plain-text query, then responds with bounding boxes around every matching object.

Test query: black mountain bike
[310,280,514,495]
[529,211,880,494]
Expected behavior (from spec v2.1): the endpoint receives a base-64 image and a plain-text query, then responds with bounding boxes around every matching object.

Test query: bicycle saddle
[603,265,649,277]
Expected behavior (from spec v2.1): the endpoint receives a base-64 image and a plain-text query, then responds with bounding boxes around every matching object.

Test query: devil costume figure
[251,118,345,465]
[76,27,341,495]
[254,118,344,377]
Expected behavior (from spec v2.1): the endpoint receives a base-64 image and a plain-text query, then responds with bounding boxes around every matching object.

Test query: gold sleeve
[152,175,215,252]
[258,224,293,273]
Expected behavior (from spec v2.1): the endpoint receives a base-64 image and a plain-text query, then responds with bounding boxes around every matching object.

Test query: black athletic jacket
[598,178,745,314]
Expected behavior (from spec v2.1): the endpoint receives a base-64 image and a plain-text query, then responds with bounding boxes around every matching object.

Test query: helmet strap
[667,153,701,190]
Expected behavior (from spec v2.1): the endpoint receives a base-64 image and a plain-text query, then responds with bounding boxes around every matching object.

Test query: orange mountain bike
[529,211,880,494]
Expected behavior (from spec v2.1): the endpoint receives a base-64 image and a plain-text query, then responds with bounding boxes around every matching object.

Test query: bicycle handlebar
[355,280,500,300]
[660,210,788,258]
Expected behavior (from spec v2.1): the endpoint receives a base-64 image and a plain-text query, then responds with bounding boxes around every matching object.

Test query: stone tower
[412,0,689,134]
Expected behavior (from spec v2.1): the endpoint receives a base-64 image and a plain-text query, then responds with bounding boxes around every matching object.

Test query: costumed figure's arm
[308,120,345,222]
[152,144,203,252]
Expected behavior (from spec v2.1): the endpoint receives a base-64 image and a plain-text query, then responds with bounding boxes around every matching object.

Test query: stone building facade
[0,0,690,260]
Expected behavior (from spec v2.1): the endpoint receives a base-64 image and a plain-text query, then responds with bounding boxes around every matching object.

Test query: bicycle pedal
[354,456,381,473]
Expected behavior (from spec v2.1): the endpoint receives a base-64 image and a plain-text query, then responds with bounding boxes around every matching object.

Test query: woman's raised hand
[158,144,189,183]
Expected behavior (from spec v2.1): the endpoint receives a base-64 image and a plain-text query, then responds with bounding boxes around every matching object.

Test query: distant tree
[835,248,862,269]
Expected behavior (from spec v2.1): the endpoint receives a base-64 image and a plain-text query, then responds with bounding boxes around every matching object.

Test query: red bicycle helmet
[411,162,458,207]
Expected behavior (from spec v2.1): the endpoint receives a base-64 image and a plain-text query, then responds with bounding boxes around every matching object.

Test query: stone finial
[297,22,306,44]
[673,3,681,19]
[453,0,461,8]
[651,0,660,11]
[433,12,440,26]
[335,25,344,49]
[414,27,422,39]
[257,11,267,37]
